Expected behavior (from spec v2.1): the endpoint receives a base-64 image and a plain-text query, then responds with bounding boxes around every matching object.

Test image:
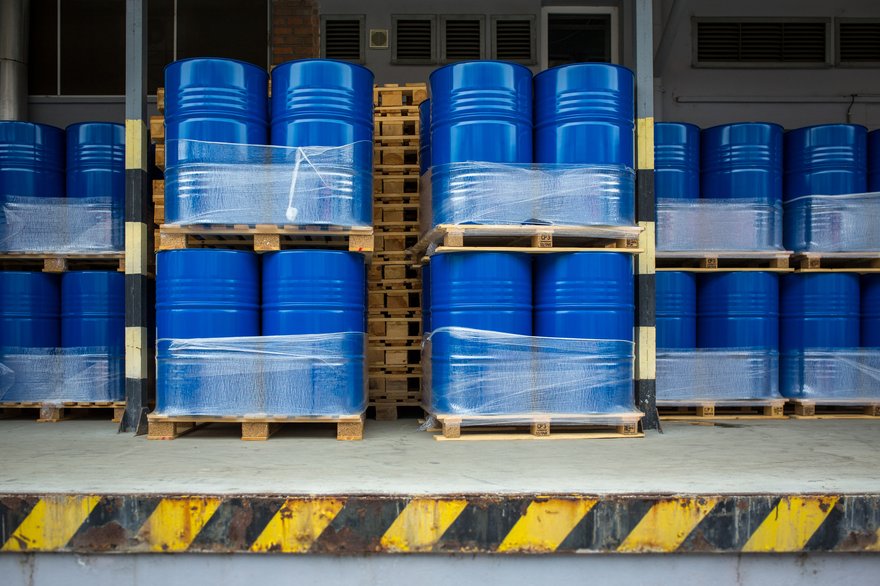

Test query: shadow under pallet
[146,413,366,441]
[657,399,787,421]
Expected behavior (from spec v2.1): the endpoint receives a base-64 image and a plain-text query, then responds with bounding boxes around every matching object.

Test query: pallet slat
[147,413,365,441]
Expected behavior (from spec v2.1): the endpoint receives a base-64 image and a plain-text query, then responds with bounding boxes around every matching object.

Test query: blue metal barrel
[156,249,260,340]
[430,252,532,335]
[419,99,431,175]
[779,273,860,352]
[65,123,125,201]
[533,63,634,166]
[0,271,60,347]
[656,271,697,349]
[164,58,268,168]
[262,250,365,334]
[783,124,867,200]
[533,252,633,340]
[701,123,783,204]
[421,263,431,333]
[655,122,700,199]
[862,274,880,347]
[0,121,65,198]
[698,272,779,349]
[270,59,373,226]
[60,271,124,348]
[869,130,880,192]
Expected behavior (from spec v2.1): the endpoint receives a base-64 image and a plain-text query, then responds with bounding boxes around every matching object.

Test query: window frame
[835,17,880,68]
[320,14,366,64]
[692,16,833,69]
[490,14,537,65]
[439,14,486,64]
[391,14,437,65]
[540,5,619,70]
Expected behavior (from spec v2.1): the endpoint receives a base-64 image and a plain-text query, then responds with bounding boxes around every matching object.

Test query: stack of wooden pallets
[369,83,427,420]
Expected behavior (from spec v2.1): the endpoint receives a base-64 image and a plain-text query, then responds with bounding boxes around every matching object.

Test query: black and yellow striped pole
[634,0,658,430]
[122,0,152,433]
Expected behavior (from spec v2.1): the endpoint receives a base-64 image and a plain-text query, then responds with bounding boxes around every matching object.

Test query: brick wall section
[271,0,319,65]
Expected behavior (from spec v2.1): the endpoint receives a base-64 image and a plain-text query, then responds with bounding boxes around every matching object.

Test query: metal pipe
[0,0,30,120]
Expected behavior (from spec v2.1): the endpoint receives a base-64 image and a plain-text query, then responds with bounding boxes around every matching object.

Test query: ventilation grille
[444,19,482,61]
[495,19,533,62]
[324,19,362,61]
[696,21,828,64]
[839,21,880,63]
[395,19,433,62]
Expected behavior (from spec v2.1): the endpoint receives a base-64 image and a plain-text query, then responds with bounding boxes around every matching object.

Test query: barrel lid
[429,60,533,86]
[784,123,867,135]
[533,61,634,82]
[271,58,375,78]
[65,121,125,132]
[163,57,268,76]
[702,121,784,133]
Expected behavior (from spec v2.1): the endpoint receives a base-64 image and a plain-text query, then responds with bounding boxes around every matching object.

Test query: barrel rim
[783,123,868,136]
[701,121,784,134]
[0,120,65,136]
[65,121,125,133]
[158,249,258,260]
[270,58,375,79]
[428,60,533,87]
[533,61,635,83]
[655,121,701,132]
[164,57,268,77]
[262,249,364,261]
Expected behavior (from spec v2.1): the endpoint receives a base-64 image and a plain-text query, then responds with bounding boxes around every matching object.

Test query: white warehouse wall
[654,0,880,129]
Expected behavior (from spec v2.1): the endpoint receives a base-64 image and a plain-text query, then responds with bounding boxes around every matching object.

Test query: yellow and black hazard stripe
[2,494,878,554]
[635,114,657,429]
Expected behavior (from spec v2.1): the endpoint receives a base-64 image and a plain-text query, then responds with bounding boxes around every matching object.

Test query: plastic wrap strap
[781,349,880,400]
[656,198,783,251]
[656,349,780,402]
[155,332,367,417]
[0,347,124,403]
[423,327,638,422]
[165,139,372,227]
[423,163,635,232]
[783,192,880,252]
[0,196,122,253]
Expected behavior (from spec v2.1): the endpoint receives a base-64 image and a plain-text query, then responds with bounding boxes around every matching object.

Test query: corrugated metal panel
[324,19,362,61]
[839,21,880,63]
[495,19,533,62]
[395,19,434,63]
[444,19,482,61]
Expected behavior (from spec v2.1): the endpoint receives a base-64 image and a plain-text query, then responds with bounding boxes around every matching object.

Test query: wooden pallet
[413,224,643,257]
[0,401,125,423]
[373,83,427,107]
[155,143,165,170]
[655,251,792,270]
[157,225,374,253]
[368,346,421,368]
[374,145,419,166]
[146,413,365,441]
[657,399,787,420]
[430,413,643,441]
[368,289,420,310]
[370,400,421,421]
[793,252,880,271]
[150,115,165,143]
[153,179,165,226]
[788,399,880,419]
[0,252,125,273]
[368,317,422,338]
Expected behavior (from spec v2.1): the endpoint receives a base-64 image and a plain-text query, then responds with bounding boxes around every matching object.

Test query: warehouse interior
[2,0,880,584]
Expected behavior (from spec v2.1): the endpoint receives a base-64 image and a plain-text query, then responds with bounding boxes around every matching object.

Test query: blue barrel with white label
[698,272,779,349]
[0,271,60,348]
[784,124,867,200]
[270,59,374,226]
[429,252,532,415]
[533,252,633,340]
[701,123,783,205]
[419,99,431,175]
[862,274,880,347]
[869,130,880,192]
[655,123,700,199]
[429,61,532,226]
[656,271,697,349]
[0,121,65,198]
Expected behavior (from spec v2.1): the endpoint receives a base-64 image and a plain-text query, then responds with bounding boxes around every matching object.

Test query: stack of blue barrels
[425,61,638,421]
[0,121,125,405]
[156,58,372,419]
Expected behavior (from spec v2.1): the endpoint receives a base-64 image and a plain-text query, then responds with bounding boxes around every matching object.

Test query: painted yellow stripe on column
[867,527,880,551]
[618,498,717,553]
[125,221,147,276]
[2,496,100,552]
[635,326,656,381]
[743,496,839,552]
[250,498,345,553]
[498,498,597,553]
[125,326,148,379]
[380,499,468,552]
[637,117,655,170]
[637,221,655,275]
[125,119,147,170]
[138,497,221,552]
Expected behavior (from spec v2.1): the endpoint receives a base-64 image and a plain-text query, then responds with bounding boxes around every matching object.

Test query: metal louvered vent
[395,18,434,63]
[839,21,880,63]
[323,18,363,61]
[696,20,828,65]
[444,19,482,62]
[494,19,534,62]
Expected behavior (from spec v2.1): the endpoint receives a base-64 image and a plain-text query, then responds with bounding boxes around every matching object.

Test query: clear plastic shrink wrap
[781,349,880,400]
[656,349,781,402]
[0,196,122,253]
[421,163,635,234]
[783,192,880,252]
[423,327,640,425]
[164,139,372,227]
[0,347,124,403]
[155,332,366,417]
[656,198,783,251]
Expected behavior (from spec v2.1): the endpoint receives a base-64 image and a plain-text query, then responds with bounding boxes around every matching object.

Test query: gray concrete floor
[0,417,878,495]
